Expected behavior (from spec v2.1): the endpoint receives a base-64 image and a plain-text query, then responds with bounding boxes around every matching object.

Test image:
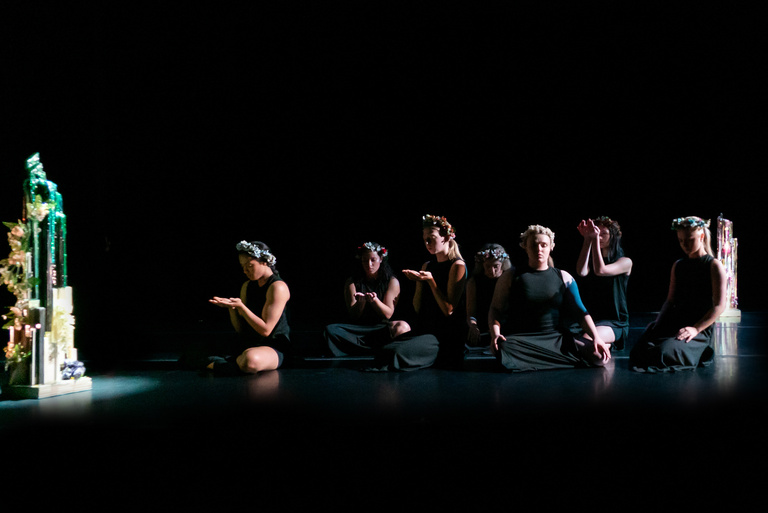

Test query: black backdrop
[2,3,764,362]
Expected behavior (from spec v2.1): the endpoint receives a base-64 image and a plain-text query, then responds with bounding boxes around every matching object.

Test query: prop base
[718,308,742,322]
[6,376,92,399]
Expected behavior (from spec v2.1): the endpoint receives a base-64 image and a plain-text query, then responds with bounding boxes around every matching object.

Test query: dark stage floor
[2,312,766,508]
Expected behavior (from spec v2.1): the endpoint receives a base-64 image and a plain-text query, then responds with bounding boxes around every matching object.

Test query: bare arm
[211,280,290,338]
[591,250,633,277]
[404,260,466,317]
[362,277,400,320]
[575,220,593,277]
[210,281,249,332]
[488,269,513,353]
[344,278,366,320]
[429,260,466,317]
[562,270,611,363]
[678,259,727,342]
[239,280,290,337]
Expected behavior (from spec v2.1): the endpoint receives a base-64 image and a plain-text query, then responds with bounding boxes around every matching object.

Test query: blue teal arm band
[566,279,588,316]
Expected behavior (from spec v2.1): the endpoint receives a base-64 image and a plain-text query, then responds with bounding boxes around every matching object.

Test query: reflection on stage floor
[1,313,765,508]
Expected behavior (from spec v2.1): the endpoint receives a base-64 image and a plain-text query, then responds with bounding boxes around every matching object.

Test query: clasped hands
[577,218,600,239]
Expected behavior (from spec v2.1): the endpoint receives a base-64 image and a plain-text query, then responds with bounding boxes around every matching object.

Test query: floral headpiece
[671,217,709,230]
[236,241,276,266]
[358,242,388,259]
[423,214,456,239]
[477,248,508,261]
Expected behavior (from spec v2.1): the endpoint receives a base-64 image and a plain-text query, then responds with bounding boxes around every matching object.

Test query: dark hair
[594,217,624,262]
[352,243,394,288]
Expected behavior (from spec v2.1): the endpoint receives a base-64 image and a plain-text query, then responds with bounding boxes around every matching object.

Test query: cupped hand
[209,296,243,309]
[402,269,433,282]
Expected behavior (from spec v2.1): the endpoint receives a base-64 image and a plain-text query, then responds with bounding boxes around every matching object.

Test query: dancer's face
[677,227,705,257]
[483,259,504,279]
[423,227,448,255]
[361,250,381,278]
[526,233,552,269]
[239,254,269,281]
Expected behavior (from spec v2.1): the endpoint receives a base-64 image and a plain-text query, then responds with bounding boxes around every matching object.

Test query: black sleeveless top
[415,258,467,341]
[578,255,629,329]
[668,254,715,331]
[240,274,291,352]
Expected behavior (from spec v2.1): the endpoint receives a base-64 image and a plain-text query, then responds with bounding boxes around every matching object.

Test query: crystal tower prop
[1,153,90,398]
[716,214,740,321]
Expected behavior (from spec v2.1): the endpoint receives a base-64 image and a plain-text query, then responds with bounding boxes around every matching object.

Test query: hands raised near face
[577,219,600,240]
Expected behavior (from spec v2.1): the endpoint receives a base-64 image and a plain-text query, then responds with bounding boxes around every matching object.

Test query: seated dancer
[324,242,401,356]
[489,225,611,372]
[207,240,291,374]
[629,216,726,372]
[402,214,468,369]
[466,243,512,350]
[574,217,633,350]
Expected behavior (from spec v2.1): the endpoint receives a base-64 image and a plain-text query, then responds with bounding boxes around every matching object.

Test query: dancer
[324,242,400,356]
[466,243,512,349]
[401,214,467,368]
[208,241,291,374]
[489,225,611,372]
[629,217,726,372]
[575,217,632,350]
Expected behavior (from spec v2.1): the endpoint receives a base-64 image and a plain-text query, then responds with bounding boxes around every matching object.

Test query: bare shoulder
[269,278,291,299]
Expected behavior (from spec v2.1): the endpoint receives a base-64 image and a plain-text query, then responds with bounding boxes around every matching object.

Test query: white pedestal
[718,308,741,322]
[7,376,92,399]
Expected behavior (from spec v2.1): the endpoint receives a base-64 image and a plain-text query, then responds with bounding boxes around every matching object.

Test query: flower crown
[236,240,276,266]
[423,214,456,239]
[671,217,709,230]
[358,242,388,259]
[477,248,509,261]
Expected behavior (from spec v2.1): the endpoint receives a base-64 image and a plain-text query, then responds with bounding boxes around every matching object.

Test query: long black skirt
[367,333,440,372]
[629,325,714,372]
[324,322,391,356]
[496,331,586,372]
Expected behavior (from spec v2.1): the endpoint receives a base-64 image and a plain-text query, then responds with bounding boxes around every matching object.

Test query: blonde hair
[519,225,555,250]
[446,238,464,261]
